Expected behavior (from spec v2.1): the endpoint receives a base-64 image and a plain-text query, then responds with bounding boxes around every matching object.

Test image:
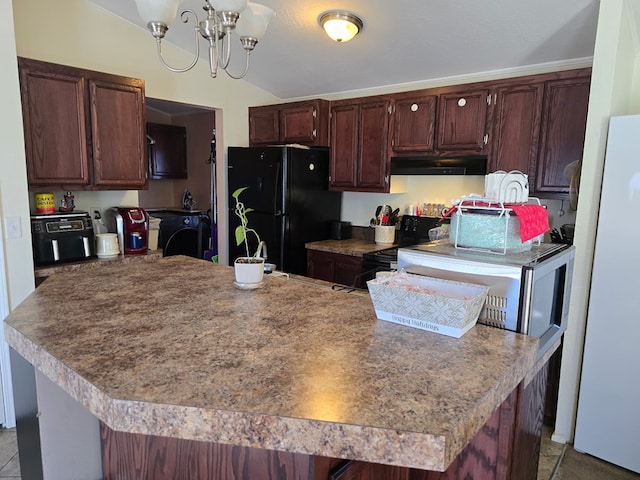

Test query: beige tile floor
[538,425,640,480]
[0,426,638,479]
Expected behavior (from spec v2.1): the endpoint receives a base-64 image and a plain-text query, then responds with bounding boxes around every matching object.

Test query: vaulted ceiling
[89,0,599,100]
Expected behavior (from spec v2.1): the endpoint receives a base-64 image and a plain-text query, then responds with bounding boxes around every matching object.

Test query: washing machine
[147,210,211,259]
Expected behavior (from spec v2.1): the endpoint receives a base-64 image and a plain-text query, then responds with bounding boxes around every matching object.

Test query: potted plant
[231,187,265,287]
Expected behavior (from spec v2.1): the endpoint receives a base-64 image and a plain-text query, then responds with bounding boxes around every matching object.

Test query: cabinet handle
[313,108,317,118]
[146,134,156,145]
[312,129,317,138]
[484,134,489,145]
[411,103,419,112]
[458,98,467,107]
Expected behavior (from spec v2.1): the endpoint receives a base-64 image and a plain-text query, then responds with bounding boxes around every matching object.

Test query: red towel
[508,204,549,242]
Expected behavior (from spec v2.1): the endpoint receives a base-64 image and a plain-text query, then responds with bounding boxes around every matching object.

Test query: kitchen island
[5,256,544,479]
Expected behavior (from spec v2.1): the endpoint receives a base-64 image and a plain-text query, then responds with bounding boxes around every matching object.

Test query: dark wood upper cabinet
[19,62,91,187]
[330,97,391,192]
[248,105,279,145]
[249,99,329,146]
[358,100,391,190]
[536,75,591,195]
[390,94,437,154]
[329,103,358,189]
[489,83,544,178]
[90,79,146,189]
[247,68,590,197]
[18,57,147,191]
[436,88,490,152]
[146,123,188,179]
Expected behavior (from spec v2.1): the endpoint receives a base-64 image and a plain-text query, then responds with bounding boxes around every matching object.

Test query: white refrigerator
[574,114,640,473]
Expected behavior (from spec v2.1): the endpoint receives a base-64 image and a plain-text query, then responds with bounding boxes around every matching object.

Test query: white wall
[553,0,640,443]
[12,0,278,265]
[0,0,32,428]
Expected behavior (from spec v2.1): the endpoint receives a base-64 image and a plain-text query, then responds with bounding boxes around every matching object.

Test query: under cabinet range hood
[390,156,487,176]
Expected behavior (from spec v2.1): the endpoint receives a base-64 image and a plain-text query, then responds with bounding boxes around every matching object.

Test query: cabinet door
[334,255,364,288]
[147,123,188,179]
[357,100,390,191]
[307,250,335,282]
[280,103,318,144]
[390,95,437,153]
[18,60,91,187]
[330,104,359,189]
[90,78,147,189]
[249,105,280,145]
[489,83,543,179]
[536,76,590,194]
[436,89,489,152]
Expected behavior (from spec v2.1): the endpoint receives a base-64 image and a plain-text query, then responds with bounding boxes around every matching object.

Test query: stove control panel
[399,215,442,239]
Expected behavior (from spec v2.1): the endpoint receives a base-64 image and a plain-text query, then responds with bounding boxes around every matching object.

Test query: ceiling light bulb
[319,11,363,43]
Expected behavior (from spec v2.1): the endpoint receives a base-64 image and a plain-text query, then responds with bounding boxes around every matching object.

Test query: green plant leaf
[234,225,246,246]
[232,187,248,199]
[244,208,254,214]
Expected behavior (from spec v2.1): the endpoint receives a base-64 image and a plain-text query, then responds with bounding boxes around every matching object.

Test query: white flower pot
[234,257,265,286]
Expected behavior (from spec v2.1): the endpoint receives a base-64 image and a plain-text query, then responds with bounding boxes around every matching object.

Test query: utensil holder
[374,225,395,245]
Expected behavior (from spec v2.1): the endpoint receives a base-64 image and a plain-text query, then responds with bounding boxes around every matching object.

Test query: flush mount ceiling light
[318,10,363,43]
[133,0,275,79]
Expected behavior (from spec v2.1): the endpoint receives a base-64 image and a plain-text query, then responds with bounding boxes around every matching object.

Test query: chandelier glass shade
[134,0,275,79]
[319,11,363,43]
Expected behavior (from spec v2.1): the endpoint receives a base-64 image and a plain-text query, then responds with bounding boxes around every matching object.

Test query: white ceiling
[88,0,599,100]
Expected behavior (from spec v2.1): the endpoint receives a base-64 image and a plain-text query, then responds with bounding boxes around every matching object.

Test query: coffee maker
[104,207,149,255]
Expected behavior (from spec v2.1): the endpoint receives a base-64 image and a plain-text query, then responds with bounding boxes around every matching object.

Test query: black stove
[361,215,443,283]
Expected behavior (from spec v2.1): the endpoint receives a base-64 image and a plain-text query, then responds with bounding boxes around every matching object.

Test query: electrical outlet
[90,207,101,219]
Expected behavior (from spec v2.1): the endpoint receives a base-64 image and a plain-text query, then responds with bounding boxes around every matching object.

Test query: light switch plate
[4,217,22,239]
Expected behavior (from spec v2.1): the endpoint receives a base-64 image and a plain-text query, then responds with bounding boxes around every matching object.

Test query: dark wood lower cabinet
[100,364,548,480]
[307,249,363,288]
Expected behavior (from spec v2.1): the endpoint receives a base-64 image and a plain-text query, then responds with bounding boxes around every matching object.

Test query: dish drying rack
[450,195,543,255]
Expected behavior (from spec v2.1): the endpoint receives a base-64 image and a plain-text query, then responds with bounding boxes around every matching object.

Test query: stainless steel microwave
[397,241,575,358]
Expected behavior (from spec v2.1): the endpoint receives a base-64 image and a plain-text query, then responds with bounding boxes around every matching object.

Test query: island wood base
[100,365,548,480]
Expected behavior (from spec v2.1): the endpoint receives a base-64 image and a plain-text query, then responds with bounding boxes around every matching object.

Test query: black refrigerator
[227,146,342,275]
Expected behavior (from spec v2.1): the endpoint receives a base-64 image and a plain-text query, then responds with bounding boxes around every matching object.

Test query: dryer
[147,210,211,259]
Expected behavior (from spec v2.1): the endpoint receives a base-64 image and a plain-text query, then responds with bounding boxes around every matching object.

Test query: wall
[553,0,640,443]
[0,0,30,427]
[12,0,278,265]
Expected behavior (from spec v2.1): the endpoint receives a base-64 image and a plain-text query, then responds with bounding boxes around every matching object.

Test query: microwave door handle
[520,269,534,334]
[52,239,59,262]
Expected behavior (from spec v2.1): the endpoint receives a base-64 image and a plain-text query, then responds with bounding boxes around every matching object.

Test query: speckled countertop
[305,238,394,256]
[34,250,163,278]
[5,256,538,471]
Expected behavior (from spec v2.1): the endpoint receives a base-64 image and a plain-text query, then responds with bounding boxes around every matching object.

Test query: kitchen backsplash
[340,175,576,229]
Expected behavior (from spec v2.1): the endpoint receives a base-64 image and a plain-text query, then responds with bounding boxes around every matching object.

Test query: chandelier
[133,0,275,79]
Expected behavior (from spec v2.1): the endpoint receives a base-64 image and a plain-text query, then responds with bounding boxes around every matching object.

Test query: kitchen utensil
[389,208,400,225]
